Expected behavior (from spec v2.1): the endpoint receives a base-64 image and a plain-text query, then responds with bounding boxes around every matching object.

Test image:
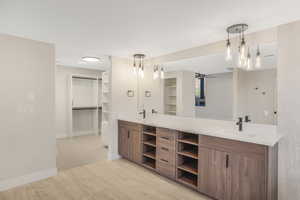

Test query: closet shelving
[176,132,199,189]
[164,78,177,115]
[142,126,157,170]
[101,71,111,146]
[70,74,102,137]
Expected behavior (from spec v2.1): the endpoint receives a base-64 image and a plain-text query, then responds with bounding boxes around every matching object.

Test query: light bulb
[160,67,164,79]
[255,47,261,68]
[140,69,144,79]
[247,58,252,70]
[133,66,137,75]
[237,54,242,68]
[247,50,252,71]
[153,70,158,80]
[255,55,261,69]
[240,38,246,60]
[226,39,232,61]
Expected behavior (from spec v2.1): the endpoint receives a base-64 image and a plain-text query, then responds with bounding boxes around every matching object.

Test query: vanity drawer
[157,128,176,148]
[199,135,267,155]
[157,146,175,166]
[157,160,175,179]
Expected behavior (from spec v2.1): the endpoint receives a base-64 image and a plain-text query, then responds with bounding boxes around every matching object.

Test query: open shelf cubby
[143,145,156,160]
[177,132,199,146]
[143,125,156,134]
[176,132,199,188]
[177,142,198,159]
[143,134,156,147]
[142,125,157,170]
[142,156,156,169]
[177,155,198,175]
[177,169,198,188]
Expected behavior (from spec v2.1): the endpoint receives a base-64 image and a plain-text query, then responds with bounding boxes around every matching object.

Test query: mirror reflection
[154,43,277,125]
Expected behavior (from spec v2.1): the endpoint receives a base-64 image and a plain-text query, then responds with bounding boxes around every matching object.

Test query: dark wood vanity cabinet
[118,121,278,200]
[118,121,142,164]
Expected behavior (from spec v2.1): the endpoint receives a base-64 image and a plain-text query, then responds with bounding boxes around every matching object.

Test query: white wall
[55,65,102,138]
[277,21,300,200]
[0,34,56,190]
[177,71,195,117]
[196,72,233,121]
[111,57,138,117]
[236,69,277,125]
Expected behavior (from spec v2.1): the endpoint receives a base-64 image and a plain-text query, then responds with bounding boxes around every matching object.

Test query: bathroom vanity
[118,119,279,200]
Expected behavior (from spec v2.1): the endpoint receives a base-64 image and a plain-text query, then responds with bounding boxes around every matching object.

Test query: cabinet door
[226,153,266,200]
[129,128,142,163]
[118,126,129,159]
[199,147,227,200]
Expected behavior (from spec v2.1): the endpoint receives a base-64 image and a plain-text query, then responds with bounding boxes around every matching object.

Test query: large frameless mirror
[140,42,277,125]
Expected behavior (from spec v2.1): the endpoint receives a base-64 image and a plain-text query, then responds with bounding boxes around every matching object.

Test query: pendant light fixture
[255,46,261,68]
[226,32,232,61]
[226,24,263,71]
[133,54,145,78]
[153,65,164,80]
[247,48,252,70]
[160,67,164,79]
[153,65,159,80]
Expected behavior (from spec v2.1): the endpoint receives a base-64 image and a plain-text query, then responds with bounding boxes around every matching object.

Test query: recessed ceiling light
[81,56,101,62]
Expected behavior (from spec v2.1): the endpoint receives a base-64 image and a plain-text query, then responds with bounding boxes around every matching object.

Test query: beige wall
[277,21,300,200]
[0,34,56,188]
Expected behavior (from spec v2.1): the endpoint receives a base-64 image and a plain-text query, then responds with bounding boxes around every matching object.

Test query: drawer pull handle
[160,159,168,163]
[161,136,169,140]
[226,154,229,168]
[161,147,169,151]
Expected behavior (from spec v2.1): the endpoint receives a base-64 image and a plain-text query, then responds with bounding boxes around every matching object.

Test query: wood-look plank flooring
[0,159,211,200]
[56,135,108,171]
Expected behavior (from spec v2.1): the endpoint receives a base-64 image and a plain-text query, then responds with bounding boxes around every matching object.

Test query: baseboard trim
[0,168,57,192]
[108,152,121,161]
[56,134,68,139]
[72,130,99,137]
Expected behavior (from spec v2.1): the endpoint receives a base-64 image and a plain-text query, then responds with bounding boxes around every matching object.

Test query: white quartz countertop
[117,114,282,146]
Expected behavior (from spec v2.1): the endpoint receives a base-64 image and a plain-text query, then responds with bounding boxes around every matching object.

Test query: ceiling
[0,0,299,69]
[164,43,277,74]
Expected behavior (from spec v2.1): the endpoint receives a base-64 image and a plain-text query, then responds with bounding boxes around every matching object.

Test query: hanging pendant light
[255,46,261,69]
[237,47,242,68]
[153,65,159,80]
[133,57,137,75]
[240,29,246,61]
[226,32,232,61]
[226,24,254,70]
[160,67,164,79]
[246,48,252,70]
[133,54,145,78]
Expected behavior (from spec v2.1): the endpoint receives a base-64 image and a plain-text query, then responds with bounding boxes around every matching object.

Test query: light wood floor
[56,135,107,171]
[0,159,211,200]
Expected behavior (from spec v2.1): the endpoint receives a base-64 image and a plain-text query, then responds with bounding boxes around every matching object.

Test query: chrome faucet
[236,117,243,131]
[139,109,146,119]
